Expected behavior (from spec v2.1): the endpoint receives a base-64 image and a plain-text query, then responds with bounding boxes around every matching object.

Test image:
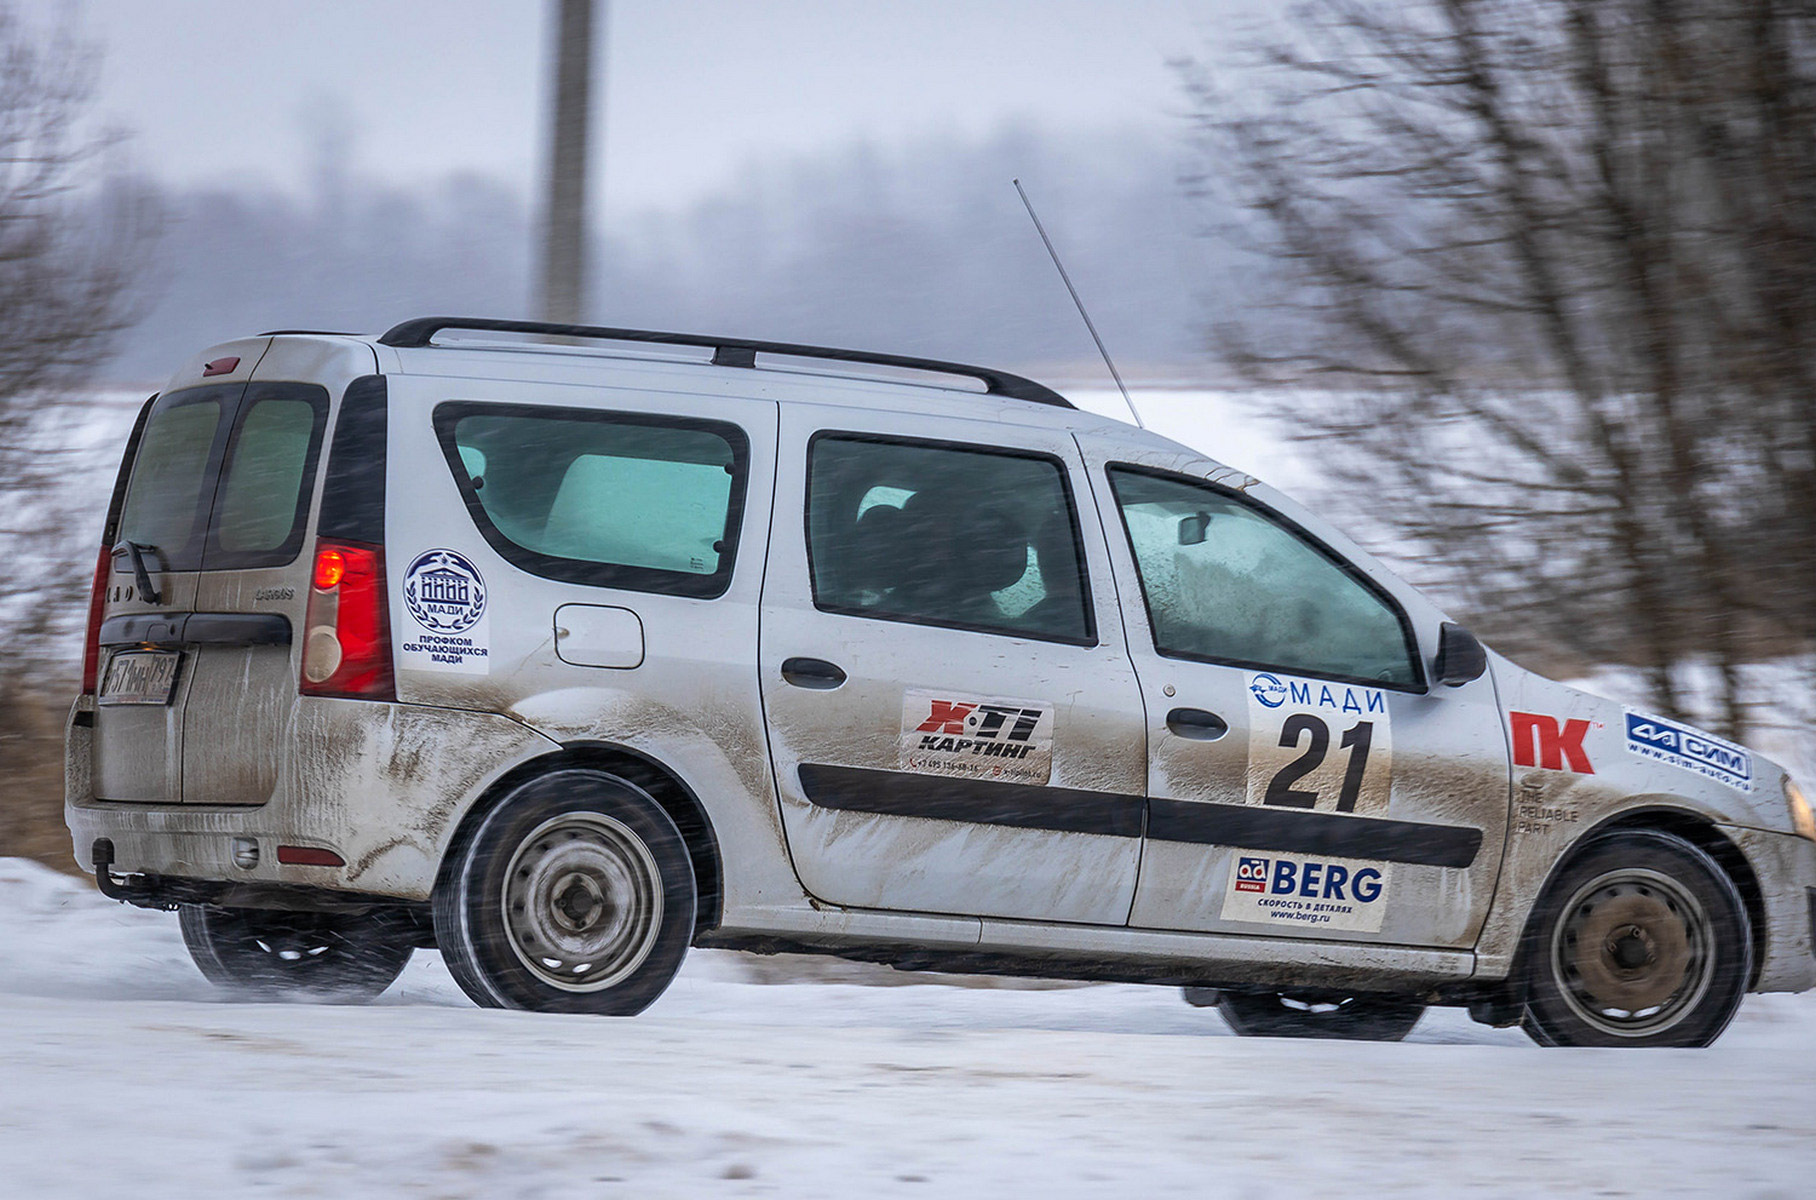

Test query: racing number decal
[1247,673,1392,816]
[1262,714,1376,811]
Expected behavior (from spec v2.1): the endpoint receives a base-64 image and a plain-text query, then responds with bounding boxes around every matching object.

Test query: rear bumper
[1722,824,1816,993]
[66,694,559,902]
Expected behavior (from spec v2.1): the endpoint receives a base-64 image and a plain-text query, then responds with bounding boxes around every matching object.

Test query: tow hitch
[91,839,221,911]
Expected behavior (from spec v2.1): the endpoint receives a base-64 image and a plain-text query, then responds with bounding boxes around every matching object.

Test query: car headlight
[1786,776,1816,842]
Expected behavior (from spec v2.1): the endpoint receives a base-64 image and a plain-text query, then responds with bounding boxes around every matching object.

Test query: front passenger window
[807,436,1094,644]
[1108,467,1420,687]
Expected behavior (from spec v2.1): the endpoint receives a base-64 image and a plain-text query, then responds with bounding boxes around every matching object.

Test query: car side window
[435,402,748,599]
[807,435,1094,644]
[1108,466,1420,688]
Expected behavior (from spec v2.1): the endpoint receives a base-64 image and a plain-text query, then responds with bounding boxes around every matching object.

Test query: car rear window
[206,387,329,567]
[435,402,749,598]
[113,381,331,575]
[115,387,232,571]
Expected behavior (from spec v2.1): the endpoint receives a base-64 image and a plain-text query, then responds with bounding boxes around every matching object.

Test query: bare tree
[0,4,156,864]
[1183,0,1816,740]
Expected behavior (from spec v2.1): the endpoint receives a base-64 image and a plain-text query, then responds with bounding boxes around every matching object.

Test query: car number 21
[1245,673,1394,816]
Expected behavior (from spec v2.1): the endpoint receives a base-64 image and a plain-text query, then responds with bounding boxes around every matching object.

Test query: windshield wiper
[113,540,162,605]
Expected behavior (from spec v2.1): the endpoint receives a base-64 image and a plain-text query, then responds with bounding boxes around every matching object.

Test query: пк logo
[403,549,488,634]
[1510,711,1593,774]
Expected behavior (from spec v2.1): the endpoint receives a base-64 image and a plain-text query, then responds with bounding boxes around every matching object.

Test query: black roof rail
[375,317,1075,410]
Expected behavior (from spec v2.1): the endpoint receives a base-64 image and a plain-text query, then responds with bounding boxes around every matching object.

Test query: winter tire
[1217,990,1425,1040]
[433,769,696,1015]
[179,904,414,1000]
[1520,829,1751,1048]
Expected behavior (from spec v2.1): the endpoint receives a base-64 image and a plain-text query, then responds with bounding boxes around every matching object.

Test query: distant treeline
[105,126,1239,383]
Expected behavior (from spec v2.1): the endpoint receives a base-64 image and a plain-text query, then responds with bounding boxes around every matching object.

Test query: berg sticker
[1624,710,1752,792]
[1221,851,1391,933]
[900,689,1054,786]
[398,548,492,673]
[1244,672,1392,816]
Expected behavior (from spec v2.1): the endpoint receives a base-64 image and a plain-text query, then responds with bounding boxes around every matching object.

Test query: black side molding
[98,612,292,649]
[797,763,1483,869]
[1146,797,1481,869]
[799,764,1145,839]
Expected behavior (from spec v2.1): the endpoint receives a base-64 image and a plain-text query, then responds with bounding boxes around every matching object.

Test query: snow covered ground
[3,858,1814,1198]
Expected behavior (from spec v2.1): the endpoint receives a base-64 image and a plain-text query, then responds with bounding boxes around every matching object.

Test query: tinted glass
[440,405,746,597]
[1109,468,1418,687]
[115,389,229,571]
[808,436,1093,643]
[212,397,324,557]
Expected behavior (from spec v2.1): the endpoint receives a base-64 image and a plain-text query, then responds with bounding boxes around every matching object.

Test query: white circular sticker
[403,549,488,634]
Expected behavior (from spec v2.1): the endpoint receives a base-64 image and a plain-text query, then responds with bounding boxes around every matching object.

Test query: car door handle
[781,657,847,690]
[1166,707,1229,741]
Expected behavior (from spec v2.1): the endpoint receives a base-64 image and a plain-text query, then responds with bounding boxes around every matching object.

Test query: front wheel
[179,905,415,1000]
[433,769,696,1015]
[1521,829,1751,1048]
[1217,990,1425,1040]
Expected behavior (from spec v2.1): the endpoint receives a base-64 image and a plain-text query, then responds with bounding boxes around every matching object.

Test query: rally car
[68,317,1816,1046]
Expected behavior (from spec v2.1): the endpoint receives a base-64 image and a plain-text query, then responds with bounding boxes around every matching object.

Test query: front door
[760,407,1148,924]
[1084,455,1511,949]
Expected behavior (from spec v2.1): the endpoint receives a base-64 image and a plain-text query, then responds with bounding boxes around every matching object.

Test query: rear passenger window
[436,403,748,599]
[806,435,1094,644]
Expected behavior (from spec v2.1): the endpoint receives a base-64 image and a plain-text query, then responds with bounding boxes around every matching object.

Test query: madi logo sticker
[399,549,491,673]
[1625,711,1752,792]
[1245,672,1392,816]
[900,689,1054,785]
[1221,852,1391,933]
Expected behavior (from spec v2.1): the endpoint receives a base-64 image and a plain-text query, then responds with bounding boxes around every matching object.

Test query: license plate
[98,650,182,706]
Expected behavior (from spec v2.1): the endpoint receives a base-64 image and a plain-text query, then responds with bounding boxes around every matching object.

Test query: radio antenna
[1013,178,1144,429]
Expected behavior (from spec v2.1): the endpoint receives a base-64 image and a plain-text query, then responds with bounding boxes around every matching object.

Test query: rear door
[179,372,333,805]
[91,378,249,802]
[759,404,1149,924]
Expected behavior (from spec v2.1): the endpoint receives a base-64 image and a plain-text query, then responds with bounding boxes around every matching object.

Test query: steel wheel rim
[1550,867,1714,1038]
[501,812,664,992]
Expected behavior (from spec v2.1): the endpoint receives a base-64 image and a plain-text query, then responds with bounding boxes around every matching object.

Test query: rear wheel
[179,905,415,1000]
[1217,990,1425,1040]
[1521,829,1750,1048]
[433,769,696,1015]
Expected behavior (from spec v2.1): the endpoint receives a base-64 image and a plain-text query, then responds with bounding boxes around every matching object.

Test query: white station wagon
[68,317,1816,1046]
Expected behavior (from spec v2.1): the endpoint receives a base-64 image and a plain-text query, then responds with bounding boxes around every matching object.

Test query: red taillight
[81,546,111,695]
[312,547,347,590]
[300,539,395,701]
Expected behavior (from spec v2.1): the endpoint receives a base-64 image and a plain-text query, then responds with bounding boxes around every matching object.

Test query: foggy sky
[32,0,1265,215]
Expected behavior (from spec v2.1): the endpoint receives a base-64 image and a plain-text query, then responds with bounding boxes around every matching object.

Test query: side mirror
[1433,622,1487,687]
[1178,511,1211,545]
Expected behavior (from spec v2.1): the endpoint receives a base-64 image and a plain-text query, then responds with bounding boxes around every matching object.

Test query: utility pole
[537,0,598,325]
